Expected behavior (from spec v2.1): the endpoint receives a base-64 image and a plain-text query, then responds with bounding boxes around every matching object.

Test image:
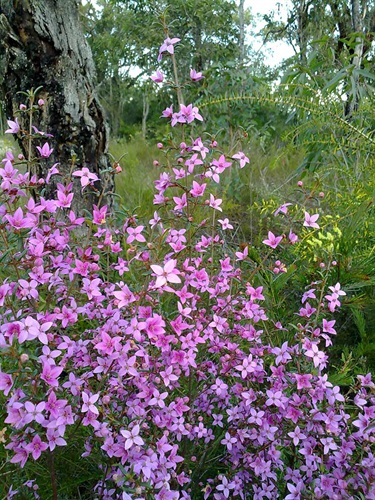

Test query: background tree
[0,0,114,211]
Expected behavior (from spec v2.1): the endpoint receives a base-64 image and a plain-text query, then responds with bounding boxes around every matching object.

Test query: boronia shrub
[0,35,375,500]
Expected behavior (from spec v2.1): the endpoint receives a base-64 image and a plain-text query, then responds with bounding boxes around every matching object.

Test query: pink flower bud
[319,192,325,198]
[115,165,122,173]
[297,181,303,187]
[153,160,159,166]
[319,262,325,268]
[20,104,27,110]
[18,154,24,160]
[38,99,45,106]
[20,353,29,363]
[157,143,163,149]
[332,260,337,266]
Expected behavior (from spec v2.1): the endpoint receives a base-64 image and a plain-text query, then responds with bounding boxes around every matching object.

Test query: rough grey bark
[0,0,114,212]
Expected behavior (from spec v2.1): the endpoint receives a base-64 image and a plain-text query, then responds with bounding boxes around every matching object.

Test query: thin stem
[171,53,184,106]
[48,450,58,500]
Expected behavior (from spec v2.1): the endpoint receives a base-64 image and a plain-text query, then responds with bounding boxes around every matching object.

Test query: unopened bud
[157,142,163,149]
[18,154,24,160]
[20,353,29,363]
[297,181,303,187]
[38,99,45,106]
[319,192,325,198]
[20,104,27,111]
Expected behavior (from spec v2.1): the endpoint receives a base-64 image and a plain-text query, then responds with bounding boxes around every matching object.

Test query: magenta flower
[274,202,292,216]
[5,118,20,134]
[126,225,146,244]
[5,207,35,229]
[190,68,204,81]
[263,231,283,249]
[303,211,320,229]
[218,218,233,230]
[92,204,107,224]
[0,371,13,396]
[120,424,144,449]
[41,362,63,387]
[232,151,249,169]
[25,435,48,460]
[159,37,181,56]
[209,194,223,212]
[72,167,99,188]
[36,142,53,158]
[150,70,164,83]
[81,392,99,415]
[150,259,181,288]
[189,181,206,198]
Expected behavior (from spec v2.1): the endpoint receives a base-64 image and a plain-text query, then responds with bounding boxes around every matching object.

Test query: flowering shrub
[0,36,375,500]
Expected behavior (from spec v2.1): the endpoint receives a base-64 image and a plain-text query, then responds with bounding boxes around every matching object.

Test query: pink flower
[36,142,53,158]
[151,70,164,83]
[0,371,13,396]
[159,37,181,57]
[150,259,181,288]
[41,362,63,387]
[274,203,292,216]
[303,211,320,229]
[232,151,249,169]
[218,218,233,230]
[288,230,298,244]
[25,435,48,460]
[92,204,107,224]
[263,231,283,249]
[190,181,206,198]
[72,167,99,188]
[173,193,187,210]
[5,207,35,229]
[121,424,144,449]
[5,118,20,134]
[81,392,99,415]
[208,194,223,212]
[126,225,146,244]
[190,68,204,81]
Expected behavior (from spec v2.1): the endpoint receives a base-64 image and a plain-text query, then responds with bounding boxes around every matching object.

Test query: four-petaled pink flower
[263,231,283,249]
[150,259,181,288]
[5,207,35,229]
[208,194,223,212]
[121,424,144,450]
[159,37,181,58]
[126,225,146,244]
[303,211,320,229]
[82,392,100,415]
[25,434,48,460]
[72,167,99,188]
[232,151,249,169]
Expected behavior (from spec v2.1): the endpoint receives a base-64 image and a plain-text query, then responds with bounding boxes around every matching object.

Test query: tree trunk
[0,0,114,213]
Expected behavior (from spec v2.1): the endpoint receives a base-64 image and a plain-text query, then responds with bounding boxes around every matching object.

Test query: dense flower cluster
[0,36,375,500]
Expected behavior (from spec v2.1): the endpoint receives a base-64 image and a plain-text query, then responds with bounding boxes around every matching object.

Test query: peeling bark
[0,0,114,213]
